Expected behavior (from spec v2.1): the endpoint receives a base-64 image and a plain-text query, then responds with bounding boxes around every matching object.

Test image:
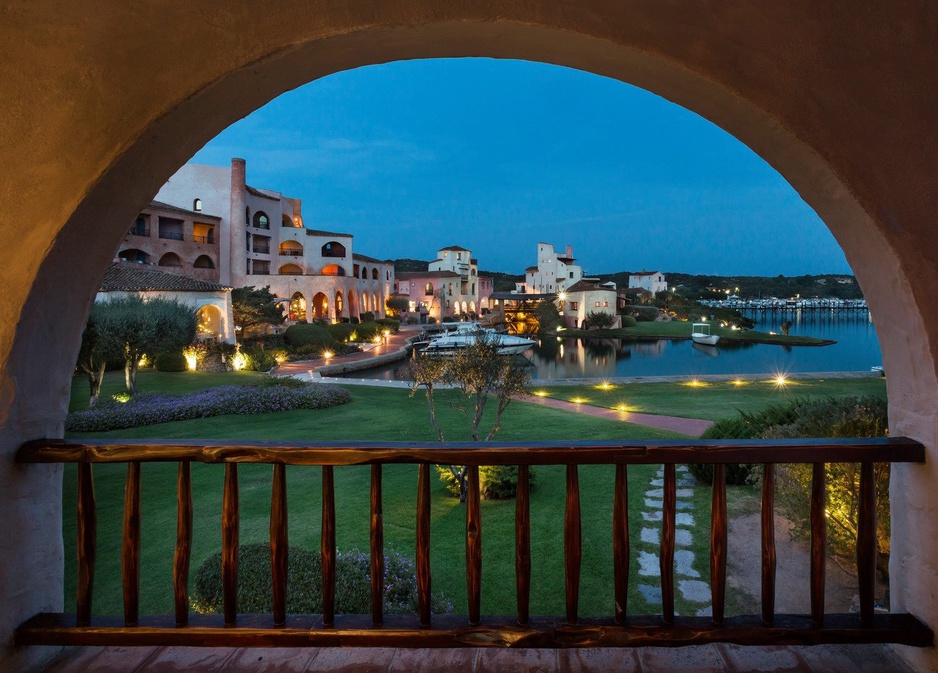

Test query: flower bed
[66,381,351,432]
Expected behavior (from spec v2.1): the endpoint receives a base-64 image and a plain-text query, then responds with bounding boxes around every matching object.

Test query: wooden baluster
[710,464,727,625]
[810,463,827,626]
[515,465,531,626]
[270,463,288,627]
[174,462,192,627]
[761,463,776,625]
[322,465,336,627]
[466,465,482,625]
[371,464,384,626]
[122,462,141,627]
[416,463,432,627]
[660,463,676,624]
[76,462,97,627]
[222,463,239,626]
[565,464,582,624]
[857,462,877,626]
[613,464,629,624]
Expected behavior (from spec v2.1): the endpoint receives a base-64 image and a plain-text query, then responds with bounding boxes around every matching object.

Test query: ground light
[731,378,748,387]
[614,402,632,413]
[684,378,707,388]
[597,380,615,391]
[774,374,789,387]
[571,397,587,404]
[322,350,334,361]
[533,390,549,397]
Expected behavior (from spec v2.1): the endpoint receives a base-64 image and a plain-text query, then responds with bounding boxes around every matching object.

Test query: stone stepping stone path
[636,465,712,616]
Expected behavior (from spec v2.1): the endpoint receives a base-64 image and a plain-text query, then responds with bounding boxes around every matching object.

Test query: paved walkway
[521,395,713,436]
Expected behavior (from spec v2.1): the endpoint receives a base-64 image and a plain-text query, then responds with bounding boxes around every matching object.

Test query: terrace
[3,4,938,673]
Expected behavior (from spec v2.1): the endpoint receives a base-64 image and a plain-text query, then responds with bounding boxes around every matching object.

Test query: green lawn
[531,377,888,421]
[557,321,831,346]
[65,372,698,620]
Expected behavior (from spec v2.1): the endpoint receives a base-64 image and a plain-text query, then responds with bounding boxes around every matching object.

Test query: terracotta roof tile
[100,264,230,292]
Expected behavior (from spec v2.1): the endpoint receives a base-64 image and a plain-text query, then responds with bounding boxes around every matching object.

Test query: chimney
[229,158,247,287]
[565,245,573,258]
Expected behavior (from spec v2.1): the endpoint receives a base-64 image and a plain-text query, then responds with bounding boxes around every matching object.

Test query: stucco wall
[1,4,938,672]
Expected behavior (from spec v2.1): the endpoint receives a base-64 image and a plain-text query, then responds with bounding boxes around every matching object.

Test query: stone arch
[360,266,368,280]
[279,240,303,256]
[289,292,306,322]
[348,289,358,319]
[118,248,149,264]
[321,240,346,258]
[278,263,303,275]
[252,211,269,229]
[157,252,183,267]
[3,8,938,672]
[193,254,215,269]
[311,292,328,319]
[196,304,223,339]
[322,264,345,276]
[373,293,380,317]
[362,292,370,313]
[334,290,344,318]
[372,268,379,280]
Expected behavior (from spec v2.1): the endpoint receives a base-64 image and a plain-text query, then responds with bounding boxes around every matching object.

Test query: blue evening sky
[191,58,851,276]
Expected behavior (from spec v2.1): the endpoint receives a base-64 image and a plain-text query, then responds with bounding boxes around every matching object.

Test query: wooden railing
[14,437,933,649]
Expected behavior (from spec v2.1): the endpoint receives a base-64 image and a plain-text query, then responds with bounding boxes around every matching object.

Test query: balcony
[128,227,150,237]
[252,246,270,255]
[13,437,931,654]
[279,250,303,257]
[193,235,214,244]
[159,231,184,241]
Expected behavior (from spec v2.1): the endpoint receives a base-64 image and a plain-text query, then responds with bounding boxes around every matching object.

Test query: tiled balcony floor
[40,643,914,672]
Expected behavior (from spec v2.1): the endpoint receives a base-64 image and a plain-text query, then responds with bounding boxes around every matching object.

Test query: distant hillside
[392,258,430,273]
[595,271,863,300]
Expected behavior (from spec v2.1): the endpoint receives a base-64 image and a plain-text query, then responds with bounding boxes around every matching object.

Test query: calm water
[342,310,882,381]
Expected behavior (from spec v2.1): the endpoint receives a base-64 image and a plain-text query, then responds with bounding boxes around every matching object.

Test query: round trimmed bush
[154,350,188,372]
[327,322,356,343]
[284,323,335,349]
[191,543,452,615]
[620,315,638,327]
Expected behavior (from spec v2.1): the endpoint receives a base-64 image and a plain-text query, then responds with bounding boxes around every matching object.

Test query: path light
[774,375,789,387]
[731,378,747,387]
[685,378,705,388]
[571,397,587,404]
[323,350,334,361]
[597,380,614,391]
[615,402,631,413]
[534,390,549,397]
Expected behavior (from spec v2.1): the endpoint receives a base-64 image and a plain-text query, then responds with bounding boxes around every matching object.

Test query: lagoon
[343,310,883,381]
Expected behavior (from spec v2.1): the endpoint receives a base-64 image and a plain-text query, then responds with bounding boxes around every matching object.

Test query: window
[570,301,578,310]
[425,283,433,296]
[321,241,346,258]
[569,272,574,279]
[193,255,215,269]
[372,268,378,280]
[193,198,202,212]
[448,284,452,295]
[252,212,270,229]
[457,253,462,260]
[595,301,601,307]
[603,301,609,307]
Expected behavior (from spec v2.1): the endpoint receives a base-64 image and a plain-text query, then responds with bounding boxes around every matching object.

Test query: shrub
[630,306,660,322]
[65,381,351,432]
[427,317,437,324]
[284,324,335,349]
[376,318,400,332]
[191,543,452,615]
[585,311,615,329]
[350,316,359,325]
[360,312,375,323]
[355,321,383,342]
[154,350,188,372]
[692,400,801,485]
[405,316,419,325]
[620,315,638,328]
[240,344,277,372]
[243,334,286,349]
[327,322,356,343]
[436,464,536,500]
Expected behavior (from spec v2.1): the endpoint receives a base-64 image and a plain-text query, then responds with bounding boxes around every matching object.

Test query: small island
[552,320,835,346]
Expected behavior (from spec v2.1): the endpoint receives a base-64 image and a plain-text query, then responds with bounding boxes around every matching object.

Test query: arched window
[361,267,368,280]
[322,264,345,277]
[193,198,202,212]
[193,255,215,269]
[371,268,378,280]
[282,214,292,228]
[158,252,183,267]
[129,216,148,236]
[289,292,306,321]
[321,241,346,258]
[279,240,303,257]
[252,211,269,229]
[279,263,303,275]
[118,248,149,264]
[425,283,433,296]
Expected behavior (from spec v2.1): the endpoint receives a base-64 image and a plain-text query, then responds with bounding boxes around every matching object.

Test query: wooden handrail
[13,436,933,651]
[15,436,926,466]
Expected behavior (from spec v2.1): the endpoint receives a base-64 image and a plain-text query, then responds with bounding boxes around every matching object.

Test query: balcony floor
[40,643,914,672]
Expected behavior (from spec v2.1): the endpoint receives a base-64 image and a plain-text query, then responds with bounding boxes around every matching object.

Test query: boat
[691,322,720,346]
[422,323,537,356]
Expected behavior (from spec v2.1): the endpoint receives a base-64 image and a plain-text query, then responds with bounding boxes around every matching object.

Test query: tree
[534,299,561,333]
[75,309,122,406]
[409,334,532,502]
[80,296,197,396]
[232,286,285,338]
[385,295,410,318]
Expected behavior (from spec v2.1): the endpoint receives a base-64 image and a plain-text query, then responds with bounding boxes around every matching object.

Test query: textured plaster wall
[1,3,937,671]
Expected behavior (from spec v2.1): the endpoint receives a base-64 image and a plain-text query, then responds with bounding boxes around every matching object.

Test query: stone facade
[393,245,492,321]
[629,271,668,296]
[525,242,584,294]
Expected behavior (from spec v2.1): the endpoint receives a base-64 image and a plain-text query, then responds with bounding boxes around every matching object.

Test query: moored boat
[422,324,536,356]
[691,322,720,346]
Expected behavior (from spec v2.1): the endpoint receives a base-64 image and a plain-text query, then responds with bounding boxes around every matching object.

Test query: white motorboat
[422,323,536,356]
[691,322,720,346]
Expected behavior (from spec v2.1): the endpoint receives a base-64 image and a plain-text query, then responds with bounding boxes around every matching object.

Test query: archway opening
[312,291,328,319]
[289,292,306,322]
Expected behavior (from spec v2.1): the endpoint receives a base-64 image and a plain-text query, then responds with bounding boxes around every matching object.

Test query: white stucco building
[525,242,584,294]
[628,270,668,296]
[393,245,493,321]
[561,280,620,329]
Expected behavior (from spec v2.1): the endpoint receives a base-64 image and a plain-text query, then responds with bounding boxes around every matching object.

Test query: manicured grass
[557,321,831,346]
[64,377,695,620]
[531,377,887,421]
